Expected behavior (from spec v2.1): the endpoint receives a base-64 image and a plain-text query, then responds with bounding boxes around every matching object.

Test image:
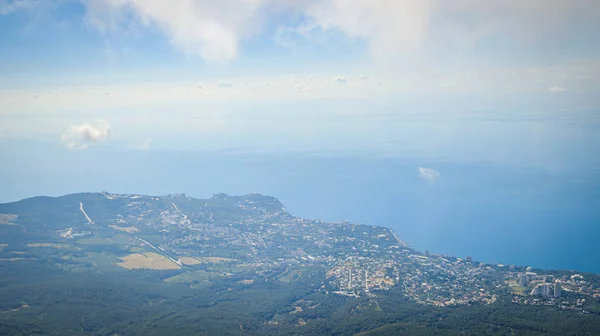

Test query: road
[79,202,94,225]
[78,200,181,267]
[133,236,182,266]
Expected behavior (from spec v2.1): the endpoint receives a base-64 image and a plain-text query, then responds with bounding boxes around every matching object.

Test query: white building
[554,281,562,298]
[518,273,529,286]
[531,283,550,298]
[348,269,352,290]
[525,272,538,282]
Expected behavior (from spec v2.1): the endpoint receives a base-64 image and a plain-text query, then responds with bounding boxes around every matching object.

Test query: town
[89,192,600,310]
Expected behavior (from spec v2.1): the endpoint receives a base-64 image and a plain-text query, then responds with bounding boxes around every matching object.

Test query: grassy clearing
[164,270,223,283]
[0,214,17,225]
[511,285,529,295]
[109,225,139,233]
[277,269,300,283]
[209,263,253,274]
[190,281,213,290]
[76,234,133,246]
[73,252,122,270]
[117,252,180,270]
[276,267,315,283]
[197,257,236,264]
[179,257,202,265]
[174,256,236,267]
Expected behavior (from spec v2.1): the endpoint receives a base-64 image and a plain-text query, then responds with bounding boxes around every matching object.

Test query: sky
[1,0,599,192]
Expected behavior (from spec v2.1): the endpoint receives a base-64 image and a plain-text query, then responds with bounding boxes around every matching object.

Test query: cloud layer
[84,0,272,63]
[0,0,38,15]
[417,167,440,183]
[82,0,600,63]
[61,120,111,149]
[549,86,565,92]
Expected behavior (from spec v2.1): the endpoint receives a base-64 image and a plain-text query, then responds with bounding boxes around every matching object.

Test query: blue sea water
[1,102,599,273]
[2,150,599,273]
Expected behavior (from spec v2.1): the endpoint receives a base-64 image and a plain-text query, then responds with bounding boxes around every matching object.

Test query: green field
[164,270,224,283]
[76,234,133,246]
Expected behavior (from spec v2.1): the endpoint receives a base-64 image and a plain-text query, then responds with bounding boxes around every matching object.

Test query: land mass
[1,192,599,335]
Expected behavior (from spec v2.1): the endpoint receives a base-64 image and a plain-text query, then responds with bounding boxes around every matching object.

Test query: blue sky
[2,0,600,82]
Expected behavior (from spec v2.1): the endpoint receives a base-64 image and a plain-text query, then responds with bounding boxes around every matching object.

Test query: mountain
[1,192,600,335]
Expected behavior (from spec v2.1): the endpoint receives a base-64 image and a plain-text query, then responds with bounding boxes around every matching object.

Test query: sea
[1,100,599,273]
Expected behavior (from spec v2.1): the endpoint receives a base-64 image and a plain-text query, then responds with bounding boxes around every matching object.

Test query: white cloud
[417,167,440,183]
[80,0,600,64]
[0,0,38,15]
[83,0,271,63]
[2,64,599,117]
[549,86,565,92]
[83,0,431,62]
[1,62,599,119]
[61,120,111,149]
[304,0,431,61]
